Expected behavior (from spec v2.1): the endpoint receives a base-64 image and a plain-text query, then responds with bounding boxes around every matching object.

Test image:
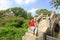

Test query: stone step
[22,32,37,40]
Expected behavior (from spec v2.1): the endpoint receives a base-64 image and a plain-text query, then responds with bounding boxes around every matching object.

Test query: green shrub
[0,17,4,20]
[0,17,29,40]
[21,21,29,28]
[1,17,24,28]
[0,27,27,40]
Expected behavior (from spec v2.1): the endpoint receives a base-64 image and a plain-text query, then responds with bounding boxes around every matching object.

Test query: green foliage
[36,9,51,16]
[0,17,29,40]
[0,17,4,20]
[1,17,24,28]
[0,7,28,19]
[0,10,5,17]
[50,0,60,9]
[0,27,27,40]
[26,12,32,20]
[57,14,60,18]
[9,7,27,18]
[22,20,29,28]
[0,7,32,40]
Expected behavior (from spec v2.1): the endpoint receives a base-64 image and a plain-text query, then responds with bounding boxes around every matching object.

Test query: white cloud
[28,8,38,16]
[25,0,35,4]
[15,0,23,4]
[15,0,36,4]
[0,0,12,10]
[28,8,38,13]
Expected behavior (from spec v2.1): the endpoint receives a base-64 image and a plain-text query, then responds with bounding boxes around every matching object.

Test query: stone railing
[46,35,60,40]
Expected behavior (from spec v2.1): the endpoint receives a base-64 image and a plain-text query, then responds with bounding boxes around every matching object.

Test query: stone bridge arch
[36,11,60,39]
[51,20,60,38]
[22,11,60,40]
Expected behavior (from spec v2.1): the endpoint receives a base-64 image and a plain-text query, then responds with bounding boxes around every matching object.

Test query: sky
[0,0,59,16]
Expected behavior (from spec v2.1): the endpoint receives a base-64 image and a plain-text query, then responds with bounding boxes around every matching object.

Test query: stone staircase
[22,12,60,40]
[22,19,50,40]
[22,28,37,40]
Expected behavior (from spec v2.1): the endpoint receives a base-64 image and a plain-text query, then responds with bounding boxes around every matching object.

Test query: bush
[21,20,29,28]
[0,17,29,40]
[0,27,27,40]
[1,17,24,28]
[0,17,4,20]
[0,7,32,40]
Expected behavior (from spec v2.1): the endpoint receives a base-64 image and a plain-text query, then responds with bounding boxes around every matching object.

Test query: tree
[0,10,6,17]
[8,7,27,18]
[57,14,60,18]
[50,0,60,9]
[0,7,32,40]
[36,9,51,16]
[27,12,33,20]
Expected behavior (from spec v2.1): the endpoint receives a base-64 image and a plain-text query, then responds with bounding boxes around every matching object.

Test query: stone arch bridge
[22,12,60,40]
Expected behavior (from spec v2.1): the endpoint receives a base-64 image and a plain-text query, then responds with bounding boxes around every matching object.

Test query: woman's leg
[30,27,35,34]
[35,27,38,36]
